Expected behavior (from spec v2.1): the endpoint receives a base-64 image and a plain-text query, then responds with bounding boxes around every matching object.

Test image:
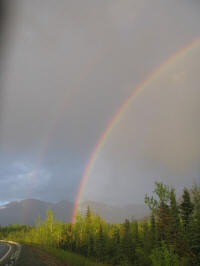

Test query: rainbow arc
[71,38,200,223]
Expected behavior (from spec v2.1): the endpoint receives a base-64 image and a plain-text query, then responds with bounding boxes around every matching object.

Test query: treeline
[0,182,200,266]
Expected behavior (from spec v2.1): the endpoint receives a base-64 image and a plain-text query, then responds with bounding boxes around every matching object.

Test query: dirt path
[15,244,67,266]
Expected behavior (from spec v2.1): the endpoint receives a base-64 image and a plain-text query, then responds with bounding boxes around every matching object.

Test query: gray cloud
[82,46,200,204]
[0,0,200,204]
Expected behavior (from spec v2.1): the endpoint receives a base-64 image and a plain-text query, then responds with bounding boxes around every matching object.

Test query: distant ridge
[0,199,150,225]
[0,199,73,225]
[80,201,150,222]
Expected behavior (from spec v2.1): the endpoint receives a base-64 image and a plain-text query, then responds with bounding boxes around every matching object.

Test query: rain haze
[0,0,200,206]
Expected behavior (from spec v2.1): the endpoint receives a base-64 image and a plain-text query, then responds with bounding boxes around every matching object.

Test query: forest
[0,182,199,266]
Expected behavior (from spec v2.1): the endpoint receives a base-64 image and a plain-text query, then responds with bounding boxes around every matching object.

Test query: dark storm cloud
[0,0,200,203]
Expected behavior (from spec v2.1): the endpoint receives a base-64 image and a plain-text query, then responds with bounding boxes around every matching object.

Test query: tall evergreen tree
[96,224,106,262]
[180,188,193,230]
[169,188,181,252]
[157,202,170,243]
[170,188,180,227]
[132,220,140,249]
[150,214,157,248]
[190,184,200,264]
[111,227,121,264]
[86,205,92,223]
[121,219,135,264]
[87,234,95,257]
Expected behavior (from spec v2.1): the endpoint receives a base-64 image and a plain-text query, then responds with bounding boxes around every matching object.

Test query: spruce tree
[169,188,181,252]
[121,219,135,264]
[97,224,106,262]
[170,188,180,227]
[132,220,140,249]
[87,234,95,257]
[180,188,193,230]
[157,202,170,243]
[150,214,157,248]
[111,227,121,264]
[190,184,200,264]
[86,205,92,223]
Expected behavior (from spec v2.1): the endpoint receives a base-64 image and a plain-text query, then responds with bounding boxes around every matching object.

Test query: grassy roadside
[16,243,66,266]
[16,243,106,266]
[42,246,106,266]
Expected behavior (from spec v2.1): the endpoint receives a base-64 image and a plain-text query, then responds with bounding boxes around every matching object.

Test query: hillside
[0,199,149,225]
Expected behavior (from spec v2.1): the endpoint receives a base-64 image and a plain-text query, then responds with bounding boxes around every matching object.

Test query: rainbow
[71,38,200,223]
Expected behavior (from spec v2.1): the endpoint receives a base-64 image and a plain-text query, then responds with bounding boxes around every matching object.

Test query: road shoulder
[15,244,67,266]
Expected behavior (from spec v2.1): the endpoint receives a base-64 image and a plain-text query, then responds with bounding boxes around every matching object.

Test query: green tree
[145,182,170,215]
[157,202,171,242]
[110,227,121,265]
[180,188,193,230]
[190,184,200,264]
[87,234,95,257]
[145,182,171,243]
[150,241,179,266]
[96,224,106,262]
[169,188,181,252]
[86,205,92,223]
[150,214,157,248]
[121,219,135,264]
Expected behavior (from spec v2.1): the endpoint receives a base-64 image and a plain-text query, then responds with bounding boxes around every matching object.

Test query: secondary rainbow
[72,38,200,223]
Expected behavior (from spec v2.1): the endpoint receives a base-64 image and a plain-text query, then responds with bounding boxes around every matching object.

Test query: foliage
[150,241,179,266]
[43,246,105,266]
[0,182,200,265]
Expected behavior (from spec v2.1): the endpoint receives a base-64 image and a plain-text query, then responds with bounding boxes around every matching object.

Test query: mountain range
[0,199,150,225]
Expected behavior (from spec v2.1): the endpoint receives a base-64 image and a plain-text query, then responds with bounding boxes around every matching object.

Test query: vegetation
[43,246,105,266]
[0,182,200,265]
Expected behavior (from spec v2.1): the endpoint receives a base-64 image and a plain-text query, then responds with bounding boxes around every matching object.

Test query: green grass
[43,246,107,266]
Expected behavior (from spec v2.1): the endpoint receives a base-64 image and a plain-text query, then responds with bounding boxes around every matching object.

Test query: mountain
[0,199,150,225]
[0,199,73,225]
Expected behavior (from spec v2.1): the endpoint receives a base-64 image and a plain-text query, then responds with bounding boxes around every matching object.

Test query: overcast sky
[0,0,200,205]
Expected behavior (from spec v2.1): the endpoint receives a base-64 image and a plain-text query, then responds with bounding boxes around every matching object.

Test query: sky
[0,0,200,205]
